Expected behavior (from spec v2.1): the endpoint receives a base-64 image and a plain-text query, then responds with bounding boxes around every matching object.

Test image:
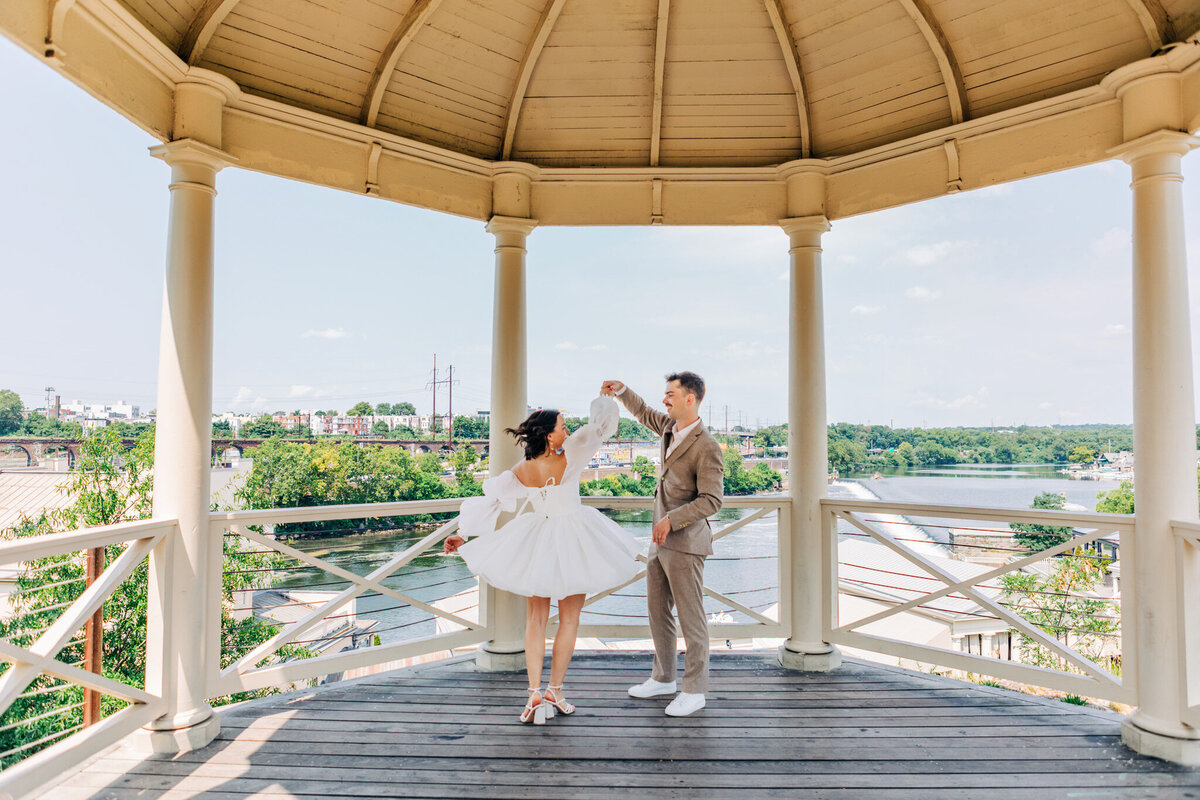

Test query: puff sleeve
[563,395,620,465]
[456,470,526,538]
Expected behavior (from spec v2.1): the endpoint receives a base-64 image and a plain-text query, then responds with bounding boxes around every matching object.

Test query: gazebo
[2,0,1200,795]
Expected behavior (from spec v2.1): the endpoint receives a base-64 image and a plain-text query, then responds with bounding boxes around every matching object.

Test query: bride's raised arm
[563,395,620,463]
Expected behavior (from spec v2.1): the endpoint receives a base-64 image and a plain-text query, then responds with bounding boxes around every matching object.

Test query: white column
[477,214,536,671]
[1113,130,1200,764]
[778,216,840,672]
[141,139,231,751]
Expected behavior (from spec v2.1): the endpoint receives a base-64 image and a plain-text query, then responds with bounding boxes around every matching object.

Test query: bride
[442,395,641,725]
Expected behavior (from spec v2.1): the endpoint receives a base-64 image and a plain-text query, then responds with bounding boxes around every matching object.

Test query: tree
[393,402,416,415]
[240,416,289,439]
[0,389,23,435]
[375,403,393,415]
[1000,553,1118,674]
[893,441,915,467]
[448,446,482,494]
[615,418,656,440]
[452,416,488,440]
[212,420,234,438]
[1095,481,1135,514]
[347,401,373,417]
[1010,492,1074,552]
[417,451,443,475]
[370,420,390,436]
[1069,446,1097,464]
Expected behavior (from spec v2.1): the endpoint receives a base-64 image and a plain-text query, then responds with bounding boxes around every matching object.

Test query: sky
[3,36,1200,429]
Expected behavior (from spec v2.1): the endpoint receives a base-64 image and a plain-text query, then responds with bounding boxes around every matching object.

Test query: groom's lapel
[663,425,700,472]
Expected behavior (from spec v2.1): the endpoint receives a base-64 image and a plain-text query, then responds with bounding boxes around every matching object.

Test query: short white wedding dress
[456,396,642,599]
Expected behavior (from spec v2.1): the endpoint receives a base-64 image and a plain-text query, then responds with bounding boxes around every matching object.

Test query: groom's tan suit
[617,387,724,693]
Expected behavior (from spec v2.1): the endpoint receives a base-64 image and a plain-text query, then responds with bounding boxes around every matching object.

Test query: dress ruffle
[458,506,641,599]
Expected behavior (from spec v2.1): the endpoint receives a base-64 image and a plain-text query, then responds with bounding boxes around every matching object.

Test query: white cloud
[1103,323,1130,338]
[289,385,314,398]
[913,386,989,410]
[1091,227,1130,256]
[976,183,1015,197]
[302,327,349,340]
[555,341,579,350]
[903,241,973,266]
[905,286,941,302]
[850,304,881,315]
[232,386,255,404]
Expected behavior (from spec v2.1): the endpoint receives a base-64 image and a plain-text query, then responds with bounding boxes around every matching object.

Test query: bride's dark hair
[506,409,561,460]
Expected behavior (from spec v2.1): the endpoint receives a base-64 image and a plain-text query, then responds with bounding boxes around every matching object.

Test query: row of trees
[579,449,782,498]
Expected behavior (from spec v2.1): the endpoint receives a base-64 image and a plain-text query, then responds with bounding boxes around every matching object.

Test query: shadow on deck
[48,652,1200,799]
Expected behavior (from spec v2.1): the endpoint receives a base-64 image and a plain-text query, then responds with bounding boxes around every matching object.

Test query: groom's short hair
[666,371,706,403]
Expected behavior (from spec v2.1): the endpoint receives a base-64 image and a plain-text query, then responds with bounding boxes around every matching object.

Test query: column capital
[779,215,831,248]
[486,215,538,238]
[1107,130,1200,164]
[149,139,237,172]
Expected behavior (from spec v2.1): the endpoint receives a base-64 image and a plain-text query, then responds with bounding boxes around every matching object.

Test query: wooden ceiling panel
[790,0,949,156]
[934,0,1150,118]
[658,0,801,165]
[195,0,403,121]
[375,0,542,157]
[1162,0,1200,39]
[514,0,657,165]
[119,0,203,51]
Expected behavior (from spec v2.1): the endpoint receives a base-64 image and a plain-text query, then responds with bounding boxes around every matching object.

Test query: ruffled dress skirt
[458,507,642,599]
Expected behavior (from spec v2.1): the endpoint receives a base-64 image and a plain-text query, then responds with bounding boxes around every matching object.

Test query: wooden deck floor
[48,652,1200,799]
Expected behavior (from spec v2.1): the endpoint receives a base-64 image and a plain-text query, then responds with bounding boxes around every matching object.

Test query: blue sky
[2,36,1198,428]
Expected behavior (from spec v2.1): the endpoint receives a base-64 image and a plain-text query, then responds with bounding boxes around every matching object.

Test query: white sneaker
[664,692,706,717]
[628,678,676,698]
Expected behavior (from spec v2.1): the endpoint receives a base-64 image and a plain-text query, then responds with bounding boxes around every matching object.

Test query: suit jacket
[617,387,724,556]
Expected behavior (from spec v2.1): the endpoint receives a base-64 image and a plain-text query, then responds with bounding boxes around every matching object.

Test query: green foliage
[417,451,443,475]
[370,420,390,436]
[1010,492,1075,552]
[448,445,483,495]
[723,448,782,495]
[0,389,22,435]
[16,412,82,438]
[999,554,1118,675]
[1069,446,1097,464]
[1095,480,1135,515]
[451,416,488,439]
[239,416,290,439]
[580,456,658,497]
[347,402,374,417]
[1061,694,1089,706]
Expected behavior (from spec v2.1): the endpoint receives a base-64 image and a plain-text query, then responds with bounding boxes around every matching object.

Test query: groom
[601,373,724,716]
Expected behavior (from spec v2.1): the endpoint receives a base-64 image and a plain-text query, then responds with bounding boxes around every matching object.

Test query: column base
[778,642,842,672]
[1121,718,1200,766]
[132,713,220,756]
[475,644,526,672]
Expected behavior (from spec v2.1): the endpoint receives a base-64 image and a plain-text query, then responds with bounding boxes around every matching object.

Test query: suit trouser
[647,546,709,694]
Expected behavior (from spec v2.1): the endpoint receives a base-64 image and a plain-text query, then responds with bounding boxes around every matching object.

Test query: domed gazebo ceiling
[5,0,1200,222]
[116,0,1192,166]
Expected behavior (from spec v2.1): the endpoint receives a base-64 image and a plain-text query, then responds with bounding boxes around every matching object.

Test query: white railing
[823,499,1135,704]
[563,496,791,640]
[1171,520,1200,728]
[209,499,486,697]
[0,518,174,800]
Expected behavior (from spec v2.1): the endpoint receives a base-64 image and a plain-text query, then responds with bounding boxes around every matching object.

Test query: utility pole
[447,364,454,446]
[724,405,729,435]
[429,354,438,435]
[426,355,458,445]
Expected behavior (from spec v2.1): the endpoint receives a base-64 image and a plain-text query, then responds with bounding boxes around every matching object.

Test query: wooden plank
[70,767,1200,796]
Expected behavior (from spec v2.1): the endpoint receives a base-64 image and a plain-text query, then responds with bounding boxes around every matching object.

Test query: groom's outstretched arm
[604,381,670,436]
